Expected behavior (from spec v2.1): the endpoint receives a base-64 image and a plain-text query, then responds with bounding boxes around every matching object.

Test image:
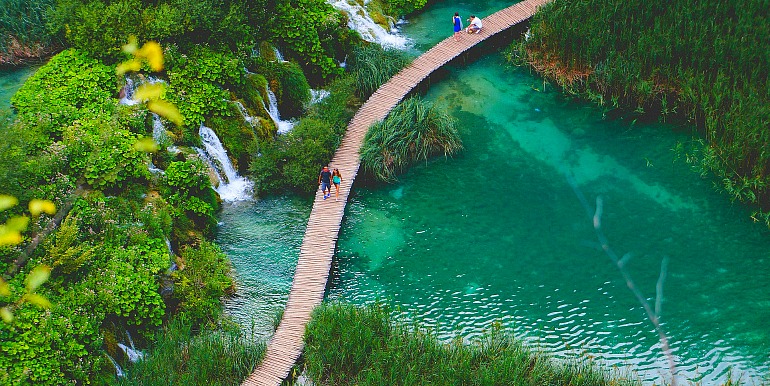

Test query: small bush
[171,242,234,328]
[348,44,411,99]
[360,96,462,182]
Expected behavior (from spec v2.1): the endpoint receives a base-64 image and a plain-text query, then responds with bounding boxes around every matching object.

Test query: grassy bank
[511,0,770,226]
[303,302,637,385]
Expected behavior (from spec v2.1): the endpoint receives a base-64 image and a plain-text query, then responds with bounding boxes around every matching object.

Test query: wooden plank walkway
[242,1,551,384]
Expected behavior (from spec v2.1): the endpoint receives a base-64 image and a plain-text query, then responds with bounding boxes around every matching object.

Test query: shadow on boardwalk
[242,1,551,384]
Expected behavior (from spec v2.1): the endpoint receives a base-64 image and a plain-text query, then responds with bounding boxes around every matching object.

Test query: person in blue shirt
[318,165,333,200]
[453,12,463,41]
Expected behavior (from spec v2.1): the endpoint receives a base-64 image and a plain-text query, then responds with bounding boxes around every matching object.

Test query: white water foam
[196,125,253,201]
[327,0,408,49]
[264,90,295,134]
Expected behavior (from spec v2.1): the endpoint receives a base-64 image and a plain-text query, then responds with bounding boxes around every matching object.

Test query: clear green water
[0,66,37,112]
[217,2,770,384]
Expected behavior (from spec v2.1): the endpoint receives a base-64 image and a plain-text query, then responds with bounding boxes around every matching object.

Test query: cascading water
[232,100,255,127]
[196,125,253,201]
[310,89,331,105]
[105,354,125,377]
[327,0,408,48]
[264,90,295,134]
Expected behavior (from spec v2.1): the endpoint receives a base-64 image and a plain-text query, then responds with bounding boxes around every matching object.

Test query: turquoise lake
[216,2,769,383]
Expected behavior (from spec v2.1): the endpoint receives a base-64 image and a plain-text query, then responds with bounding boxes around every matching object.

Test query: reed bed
[304,302,637,386]
[360,96,462,182]
[113,318,265,386]
[514,0,770,224]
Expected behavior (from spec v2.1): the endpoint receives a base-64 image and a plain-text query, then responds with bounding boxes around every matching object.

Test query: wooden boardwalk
[242,1,551,384]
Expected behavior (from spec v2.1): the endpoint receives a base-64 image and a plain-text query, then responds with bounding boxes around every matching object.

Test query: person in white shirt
[467,15,483,34]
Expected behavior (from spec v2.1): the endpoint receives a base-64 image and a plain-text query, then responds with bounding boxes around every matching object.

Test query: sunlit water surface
[217,2,769,384]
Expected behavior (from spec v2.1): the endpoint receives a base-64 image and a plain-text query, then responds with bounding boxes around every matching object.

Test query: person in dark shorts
[318,165,332,200]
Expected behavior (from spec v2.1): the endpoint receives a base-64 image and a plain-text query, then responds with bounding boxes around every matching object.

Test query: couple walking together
[318,166,342,201]
[453,12,483,41]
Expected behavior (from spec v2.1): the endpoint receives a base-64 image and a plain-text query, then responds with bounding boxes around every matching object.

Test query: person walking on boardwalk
[318,165,332,200]
[467,15,483,34]
[332,168,342,201]
[452,12,463,41]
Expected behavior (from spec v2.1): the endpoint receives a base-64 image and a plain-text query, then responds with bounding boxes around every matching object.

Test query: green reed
[360,96,463,182]
[514,0,770,224]
[304,302,637,386]
[113,317,265,386]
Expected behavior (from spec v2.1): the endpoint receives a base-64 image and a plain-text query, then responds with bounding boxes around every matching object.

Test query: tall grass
[113,318,265,386]
[0,0,58,65]
[514,0,770,225]
[304,302,637,386]
[348,43,412,99]
[360,96,462,182]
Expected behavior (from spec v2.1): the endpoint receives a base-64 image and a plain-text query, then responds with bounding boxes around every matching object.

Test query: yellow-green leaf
[133,83,165,102]
[25,265,51,292]
[0,195,18,211]
[122,35,138,55]
[0,307,12,323]
[137,41,164,71]
[133,137,159,153]
[29,199,56,216]
[0,228,22,246]
[24,293,52,309]
[148,100,183,126]
[0,278,10,297]
[5,216,28,232]
[116,59,142,76]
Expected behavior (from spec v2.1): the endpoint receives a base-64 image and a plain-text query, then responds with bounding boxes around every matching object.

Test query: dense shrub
[171,242,234,328]
[270,0,357,83]
[360,96,462,182]
[164,46,245,142]
[11,48,117,134]
[161,159,219,237]
[304,302,636,386]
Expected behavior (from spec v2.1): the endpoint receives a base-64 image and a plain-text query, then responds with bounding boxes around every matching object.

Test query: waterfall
[119,78,140,106]
[196,125,253,201]
[327,0,408,49]
[117,343,144,363]
[273,48,287,63]
[310,89,331,105]
[263,90,295,134]
[105,353,126,377]
[232,101,255,127]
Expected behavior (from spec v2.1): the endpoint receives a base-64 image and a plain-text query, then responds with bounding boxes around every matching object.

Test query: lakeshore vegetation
[0,0,767,384]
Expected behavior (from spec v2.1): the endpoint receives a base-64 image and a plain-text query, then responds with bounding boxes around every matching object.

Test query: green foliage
[275,61,312,118]
[11,48,117,134]
[378,0,428,17]
[519,0,770,214]
[171,242,234,328]
[361,96,462,182]
[48,0,270,60]
[270,0,354,82]
[349,43,411,99]
[165,46,245,133]
[161,159,219,235]
[114,317,265,386]
[305,302,636,386]
[206,106,258,174]
[64,120,151,190]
